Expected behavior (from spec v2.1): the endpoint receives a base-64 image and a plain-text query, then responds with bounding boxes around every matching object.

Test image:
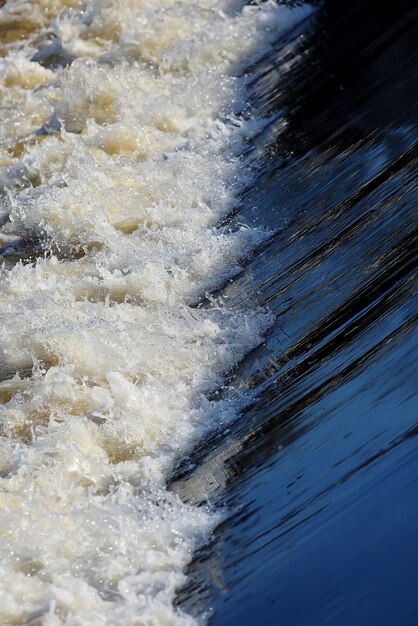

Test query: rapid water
[0,1,315,625]
[173,1,418,625]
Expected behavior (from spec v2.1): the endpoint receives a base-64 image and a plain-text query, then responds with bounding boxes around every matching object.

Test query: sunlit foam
[0,1,313,623]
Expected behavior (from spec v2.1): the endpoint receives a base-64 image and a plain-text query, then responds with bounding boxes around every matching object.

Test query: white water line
[0,2,312,624]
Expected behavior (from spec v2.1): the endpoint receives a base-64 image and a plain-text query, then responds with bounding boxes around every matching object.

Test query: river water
[174,1,418,625]
[0,1,417,625]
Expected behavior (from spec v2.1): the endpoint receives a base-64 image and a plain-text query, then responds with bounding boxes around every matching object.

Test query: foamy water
[0,1,312,624]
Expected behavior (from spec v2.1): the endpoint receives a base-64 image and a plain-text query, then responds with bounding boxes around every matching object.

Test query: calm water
[175,1,418,624]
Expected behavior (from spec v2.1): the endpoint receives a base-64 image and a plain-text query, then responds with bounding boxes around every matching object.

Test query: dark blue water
[175,1,418,624]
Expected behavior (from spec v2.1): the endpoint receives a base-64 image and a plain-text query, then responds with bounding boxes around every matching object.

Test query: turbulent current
[0,1,312,624]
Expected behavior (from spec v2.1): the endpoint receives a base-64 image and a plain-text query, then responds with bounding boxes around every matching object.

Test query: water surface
[175,2,418,624]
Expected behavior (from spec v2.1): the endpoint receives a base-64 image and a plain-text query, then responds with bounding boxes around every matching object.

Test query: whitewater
[0,1,312,624]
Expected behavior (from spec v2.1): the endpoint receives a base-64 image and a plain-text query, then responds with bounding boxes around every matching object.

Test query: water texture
[0,1,313,624]
[174,1,418,624]
[1,1,416,625]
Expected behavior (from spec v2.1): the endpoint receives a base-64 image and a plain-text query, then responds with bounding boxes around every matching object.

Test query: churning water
[0,1,314,625]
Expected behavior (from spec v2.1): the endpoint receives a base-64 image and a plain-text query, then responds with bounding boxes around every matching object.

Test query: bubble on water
[0,0,313,624]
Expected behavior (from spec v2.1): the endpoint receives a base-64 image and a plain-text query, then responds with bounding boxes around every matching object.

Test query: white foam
[0,1,313,623]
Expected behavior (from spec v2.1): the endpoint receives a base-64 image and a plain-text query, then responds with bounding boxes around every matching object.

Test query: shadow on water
[174,1,418,624]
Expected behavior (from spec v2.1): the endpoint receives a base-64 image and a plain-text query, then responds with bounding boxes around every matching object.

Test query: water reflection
[175,1,418,624]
